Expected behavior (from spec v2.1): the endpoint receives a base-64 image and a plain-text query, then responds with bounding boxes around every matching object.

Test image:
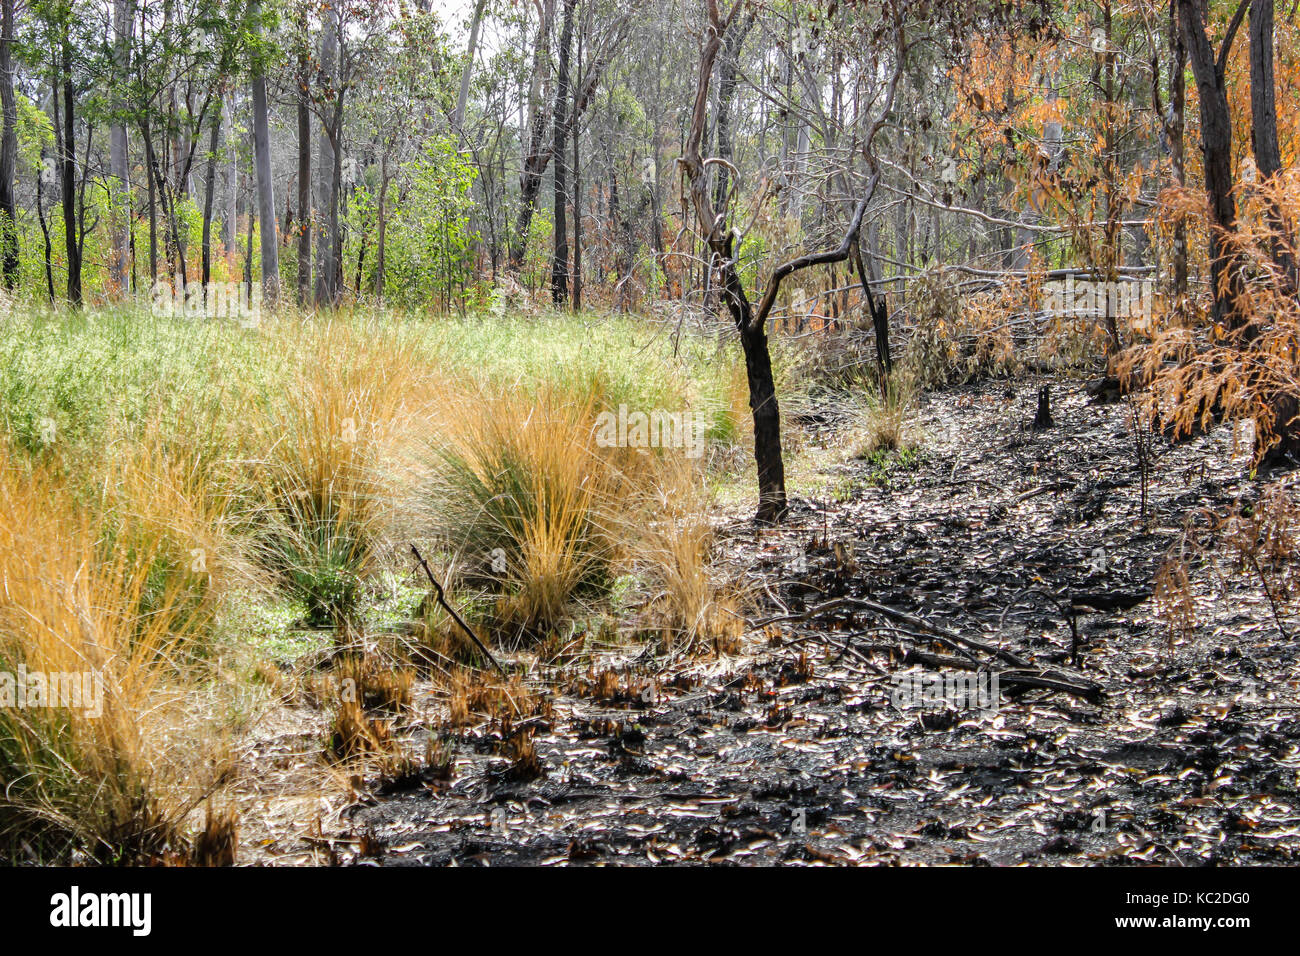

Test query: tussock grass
[0,447,233,863]
[852,373,922,459]
[248,322,422,628]
[427,384,622,633]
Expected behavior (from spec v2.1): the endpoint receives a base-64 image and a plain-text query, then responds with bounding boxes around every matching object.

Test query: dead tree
[678,0,904,524]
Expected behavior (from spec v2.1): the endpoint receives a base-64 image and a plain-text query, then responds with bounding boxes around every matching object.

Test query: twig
[1246,551,1292,642]
[410,544,506,675]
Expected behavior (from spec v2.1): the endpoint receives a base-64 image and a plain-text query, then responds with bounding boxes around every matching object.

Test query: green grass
[421,312,746,443]
[0,307,747,462]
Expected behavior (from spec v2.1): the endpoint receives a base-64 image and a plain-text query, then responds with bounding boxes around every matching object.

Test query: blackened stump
[1033,386,1054,431]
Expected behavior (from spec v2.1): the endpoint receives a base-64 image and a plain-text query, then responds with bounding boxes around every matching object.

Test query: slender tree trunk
[328,107,343,303]
[143,118,158,282]
[1247,0,1299,460]
[572,113,582,311]
[711,13,752,214]
[36,145,54,302]
[314,14,338,305]
[222,95,238,257]
[1178,0,1243,330]
[510,0,556,272]
[453,0,488,130]
[244,160,255,287]
[296,53,311,305]
[201,107,220,292]
[249,0,279,304]
[1168,0,1188,303]
[375,160,389,300]
[681,7,787,524]
[1248,0,1293,283]
[706,10,753,319]
[57,51,81,307]
[109,0,134,297]
[550,0,575,306]
[0,0,17,288]
[607,149,631,311]
[251,75,278,303]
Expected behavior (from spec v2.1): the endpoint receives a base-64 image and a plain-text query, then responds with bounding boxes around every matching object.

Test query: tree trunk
[721,234,788,525]
[1248,0,1282,182]
[453,0,488,130]
[245,0,278,303]
[550,0,575,306]
[296,52,311,305]
[1247,0,1298,461]
[1178,0,1243,330]
[36,144,53,301]
[0,0,17,289]
[222,95,238,257]
[375,160,389,300]
[1248,0,1294,285]
[144,117,158,282]
[681,5,787,524]
[711,12,752,214]
[251,68,279,303]
[314,13,338,305]
[201,107,220,291]
[1168,0,1188,303]
[109,0,134,297]
[510,0,556,272]
[572,106,582,311]
[58,55,81,307]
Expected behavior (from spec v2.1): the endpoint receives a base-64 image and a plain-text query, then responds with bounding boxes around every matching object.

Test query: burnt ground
[321,375,1300,866]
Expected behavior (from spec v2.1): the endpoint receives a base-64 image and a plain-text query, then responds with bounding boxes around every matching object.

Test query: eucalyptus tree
[21,0,103,305]
[344,3,455,300]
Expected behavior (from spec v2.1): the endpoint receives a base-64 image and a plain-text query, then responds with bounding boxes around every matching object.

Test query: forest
[0,0,1296,883]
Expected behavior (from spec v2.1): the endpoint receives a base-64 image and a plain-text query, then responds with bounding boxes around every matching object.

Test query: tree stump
[1032,385,1054,431]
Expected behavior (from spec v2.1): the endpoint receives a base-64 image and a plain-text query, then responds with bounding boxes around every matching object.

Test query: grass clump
[248,321,420,628]
[427,385,623,635]
[852,373,922,459]
[0,447,233,863]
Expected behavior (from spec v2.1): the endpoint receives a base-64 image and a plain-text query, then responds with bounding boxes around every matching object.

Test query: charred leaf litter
[337,375,1300,866]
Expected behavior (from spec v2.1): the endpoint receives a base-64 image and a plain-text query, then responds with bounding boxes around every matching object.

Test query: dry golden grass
[326,697,400,765]
[443,668,551,729]
[249,320,431,626]
[852,372,922,459]
[0,446,234,862]
[333,654,415,715]
[638,511,745,652]
[426,382,687,635]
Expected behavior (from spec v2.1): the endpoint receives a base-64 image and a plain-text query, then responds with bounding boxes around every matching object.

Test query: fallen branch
[410,544,507,676]
[753,597,1031,668]
[755,597,1104,702]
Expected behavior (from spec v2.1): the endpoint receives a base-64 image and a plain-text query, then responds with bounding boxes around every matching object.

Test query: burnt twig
[410,544,506,676]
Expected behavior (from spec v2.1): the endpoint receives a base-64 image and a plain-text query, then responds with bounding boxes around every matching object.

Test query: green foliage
[351,138,479,310]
